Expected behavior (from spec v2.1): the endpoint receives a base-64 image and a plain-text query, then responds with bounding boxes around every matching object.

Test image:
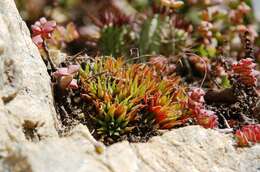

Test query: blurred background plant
[16,0,260,81]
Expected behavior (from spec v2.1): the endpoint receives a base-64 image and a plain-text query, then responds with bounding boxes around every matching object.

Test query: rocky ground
[0,0,259,172]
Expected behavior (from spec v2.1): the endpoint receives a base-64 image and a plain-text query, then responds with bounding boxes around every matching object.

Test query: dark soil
[205,79,259,129]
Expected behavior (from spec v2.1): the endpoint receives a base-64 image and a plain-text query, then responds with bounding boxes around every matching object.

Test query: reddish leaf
[31,17,56,47]
[232,58,259,86]
[52,68,70,78]
[188,87,205,105]
[68,79,79,89]
[235,124,260,146]
[188,87,218,129]
[68,65,80,74]
[195,109,218,129]
[151,106,167,123]
[161,116,191,129]
[32,35,44,48]
[52,65,80,90]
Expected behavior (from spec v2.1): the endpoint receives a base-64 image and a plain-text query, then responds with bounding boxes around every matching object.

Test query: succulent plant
[235,124,260,146]
[31,17,57,48]
[52,65,80,90]
[99,26,129,57]
[232,58,259,86]
[78,57,188,139]
[188,88,218,129]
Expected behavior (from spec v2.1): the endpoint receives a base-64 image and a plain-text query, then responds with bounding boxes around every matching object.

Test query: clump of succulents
[235,124,260,146]
[78,57,188,142]
[188,88,218,129]
[232,58,259,86]
[26,0,260,147]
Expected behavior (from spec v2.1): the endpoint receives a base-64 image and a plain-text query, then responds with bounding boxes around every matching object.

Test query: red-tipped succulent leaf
[52,65,80,90]
[31,17,57,47]
[232,58,259,86]
[235,124,260,146]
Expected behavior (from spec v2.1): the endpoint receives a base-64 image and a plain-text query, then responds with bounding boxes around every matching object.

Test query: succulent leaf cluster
[232,58,259,86]
[78,57,188,138]
[188,88,218,129]
[52,64,80,90]
[235,124,260,146]
[31,17,79,51]
[31,17,57,48]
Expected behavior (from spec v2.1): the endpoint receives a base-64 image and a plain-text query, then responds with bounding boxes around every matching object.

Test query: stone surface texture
[0,0,58,142]
[1,125,260,172]
[0,1,259,172]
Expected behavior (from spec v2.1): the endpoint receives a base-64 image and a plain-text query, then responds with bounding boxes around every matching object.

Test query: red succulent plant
[235,124,260,146]
[188,88,218,129]
[31,17,57,48]
[188,87,205,108]
[52,65,80,90]
[144,93,168,123]
[232,58,259,86]
[195,109,218,129]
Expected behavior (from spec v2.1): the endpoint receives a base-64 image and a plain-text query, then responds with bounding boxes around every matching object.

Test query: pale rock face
[1,125,260,172]
[0,1,259,172]
[0,0,58,143]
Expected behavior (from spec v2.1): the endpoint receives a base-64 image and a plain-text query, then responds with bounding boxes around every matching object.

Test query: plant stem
[43,41,56,72]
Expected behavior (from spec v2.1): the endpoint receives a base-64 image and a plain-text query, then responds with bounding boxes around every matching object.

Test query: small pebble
[94,142,105,154]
